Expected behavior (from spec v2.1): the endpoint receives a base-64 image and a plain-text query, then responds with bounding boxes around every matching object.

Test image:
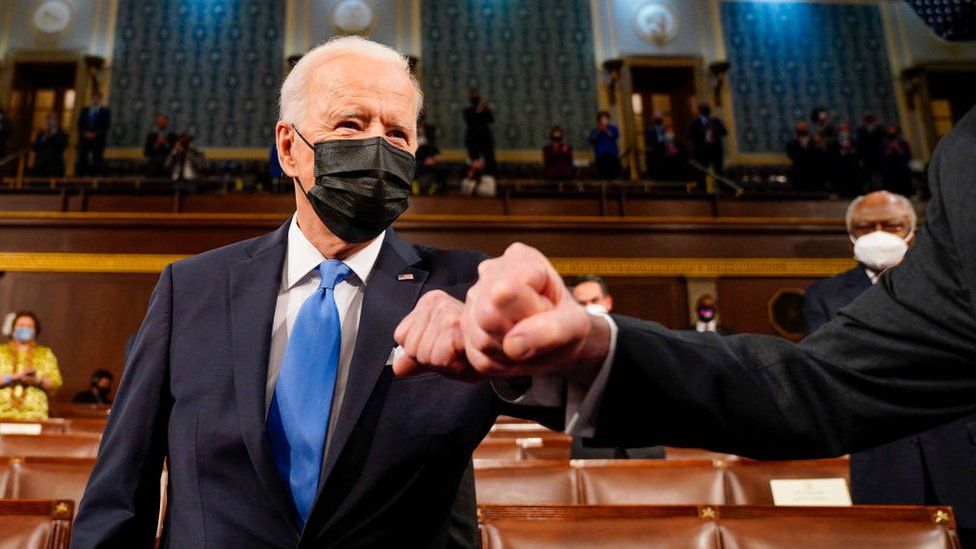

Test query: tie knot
[318,260,351,290]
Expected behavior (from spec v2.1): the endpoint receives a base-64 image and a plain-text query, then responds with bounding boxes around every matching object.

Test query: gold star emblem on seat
[700,506,717,519]
[934,510,951,525]
[54,502,69,516]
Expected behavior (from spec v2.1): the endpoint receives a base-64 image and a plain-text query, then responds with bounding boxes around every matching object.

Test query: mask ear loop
[290,124,316,196]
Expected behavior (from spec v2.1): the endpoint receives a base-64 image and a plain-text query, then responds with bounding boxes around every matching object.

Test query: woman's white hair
[279,36,423,126]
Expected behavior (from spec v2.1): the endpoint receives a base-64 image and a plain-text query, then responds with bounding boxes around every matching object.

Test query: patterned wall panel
[109,0,285,147]
[420,0,599,151]
[720,1,900,154]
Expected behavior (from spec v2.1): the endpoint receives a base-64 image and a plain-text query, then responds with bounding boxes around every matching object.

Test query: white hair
[845,191,917,234]
[278,36,423,126]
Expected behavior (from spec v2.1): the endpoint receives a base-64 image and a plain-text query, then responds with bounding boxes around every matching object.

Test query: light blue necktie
[267,259,350,528]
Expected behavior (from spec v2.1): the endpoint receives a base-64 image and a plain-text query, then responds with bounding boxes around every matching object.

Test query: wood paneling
[580,277,688,329]
[0,213,850,258]
[0,272,157,403]
[715,278,821,335]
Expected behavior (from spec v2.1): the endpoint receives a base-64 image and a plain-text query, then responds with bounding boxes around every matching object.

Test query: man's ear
[276,122,300,178]
[604,295,613,313]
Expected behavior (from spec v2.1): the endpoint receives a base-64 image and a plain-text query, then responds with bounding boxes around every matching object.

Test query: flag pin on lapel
[397,273,415,281]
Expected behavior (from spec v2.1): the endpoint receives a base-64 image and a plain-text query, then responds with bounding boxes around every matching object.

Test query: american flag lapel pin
[397,272,415,281]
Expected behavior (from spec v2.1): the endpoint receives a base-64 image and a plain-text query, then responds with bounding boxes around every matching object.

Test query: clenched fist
[394,243,611,385]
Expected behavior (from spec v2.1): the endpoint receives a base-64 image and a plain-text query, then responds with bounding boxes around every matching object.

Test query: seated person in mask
[689,294,733,335]
[0,311,62,420]
[804,191,976,546]
[542,126,574,180]
[73,369,115,405]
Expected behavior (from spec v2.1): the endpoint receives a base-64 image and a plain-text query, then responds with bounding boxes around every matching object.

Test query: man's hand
[393,243,612,385]
[393,290,482,382]
[18,370,36,386]
[460,243,610,385]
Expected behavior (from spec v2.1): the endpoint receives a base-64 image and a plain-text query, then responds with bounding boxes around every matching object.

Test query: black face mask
[293,127,415,243]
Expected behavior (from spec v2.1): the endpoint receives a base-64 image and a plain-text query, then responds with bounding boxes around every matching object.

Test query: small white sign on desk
[770,478,852,506]
[0,423,43,435]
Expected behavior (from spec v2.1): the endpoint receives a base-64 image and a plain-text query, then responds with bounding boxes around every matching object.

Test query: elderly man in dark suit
[805,190,976,546]
[76,90,111,176]
[398,106,976,477]
[72,37,570,548]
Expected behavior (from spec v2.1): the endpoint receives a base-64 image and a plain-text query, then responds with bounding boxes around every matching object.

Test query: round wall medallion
[32,0,73,36]
[331,0,375,36]
[633,2,679,46]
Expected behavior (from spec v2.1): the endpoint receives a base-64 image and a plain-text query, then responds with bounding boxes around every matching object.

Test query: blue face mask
[12,327,35,343]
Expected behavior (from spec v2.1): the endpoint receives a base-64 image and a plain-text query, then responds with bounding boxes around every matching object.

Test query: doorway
[8,61,79,172]
[925,70,976,142]
[629,64,699,175]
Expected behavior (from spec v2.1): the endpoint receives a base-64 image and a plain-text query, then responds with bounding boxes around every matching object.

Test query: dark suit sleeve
[72,265,175,547]
[802,285,830,335]
[589,122,976,460]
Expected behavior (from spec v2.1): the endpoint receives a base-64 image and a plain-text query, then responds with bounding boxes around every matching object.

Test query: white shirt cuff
[489,313,618,437]
[565,313,617,437]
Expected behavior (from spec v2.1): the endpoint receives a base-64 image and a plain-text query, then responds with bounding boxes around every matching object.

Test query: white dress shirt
[266,216,610,442]
[695,319,718,333]
[265,217,385,452]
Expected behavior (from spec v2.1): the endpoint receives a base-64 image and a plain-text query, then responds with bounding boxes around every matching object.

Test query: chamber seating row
[0,500,73,549]
[0,456,94,505]
[0,435,101,459]
[473,458,850,506]
[479,504,961,549]
[0,419,108,436]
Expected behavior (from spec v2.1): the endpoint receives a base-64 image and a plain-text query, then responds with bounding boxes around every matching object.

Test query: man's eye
[388,130,407,140]
[338,121,361,130]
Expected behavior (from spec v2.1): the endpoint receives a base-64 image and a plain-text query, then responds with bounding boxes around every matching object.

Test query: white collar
[283,216,385,291]
[696,319,717,332]
[864,267,880,285]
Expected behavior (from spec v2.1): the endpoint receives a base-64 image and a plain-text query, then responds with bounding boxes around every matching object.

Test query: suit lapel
[843,267,873,303]
[229,220,297,528]
[317,229,428,488]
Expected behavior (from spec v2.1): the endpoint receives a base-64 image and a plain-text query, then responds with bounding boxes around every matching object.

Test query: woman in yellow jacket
[0,311,62,420]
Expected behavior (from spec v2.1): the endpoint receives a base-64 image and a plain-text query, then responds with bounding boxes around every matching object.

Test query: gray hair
[845,191,918,235]
[278,36,423,126]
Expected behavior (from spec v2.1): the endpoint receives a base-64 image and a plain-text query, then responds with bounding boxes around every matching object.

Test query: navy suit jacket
[73,221,558,548]
[804,267,976,528]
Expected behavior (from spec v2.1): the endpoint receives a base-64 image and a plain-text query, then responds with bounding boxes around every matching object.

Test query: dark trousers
[77,142,106,176]
[595,153,621,179]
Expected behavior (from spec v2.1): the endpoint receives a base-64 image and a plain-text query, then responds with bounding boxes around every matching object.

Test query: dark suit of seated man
[72,37,562,548]
[805,190,976,546]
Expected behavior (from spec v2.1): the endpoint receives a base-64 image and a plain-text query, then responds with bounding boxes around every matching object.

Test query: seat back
[487,423,565,439]
[11,457,96,507]
[63,419,108,436]
[0,434,101,458]
[0,499,73,549]
[663,447,738,461]
[723,458,849,505]
[47,403,110,420]
[577,459,726,505]
[480,504,718,549]
[473,439,520,461]
[717,505,959,549]
[517,437,572,461]
[0,457,12,498]
[474,461,578,505]
[0,420,67,435]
